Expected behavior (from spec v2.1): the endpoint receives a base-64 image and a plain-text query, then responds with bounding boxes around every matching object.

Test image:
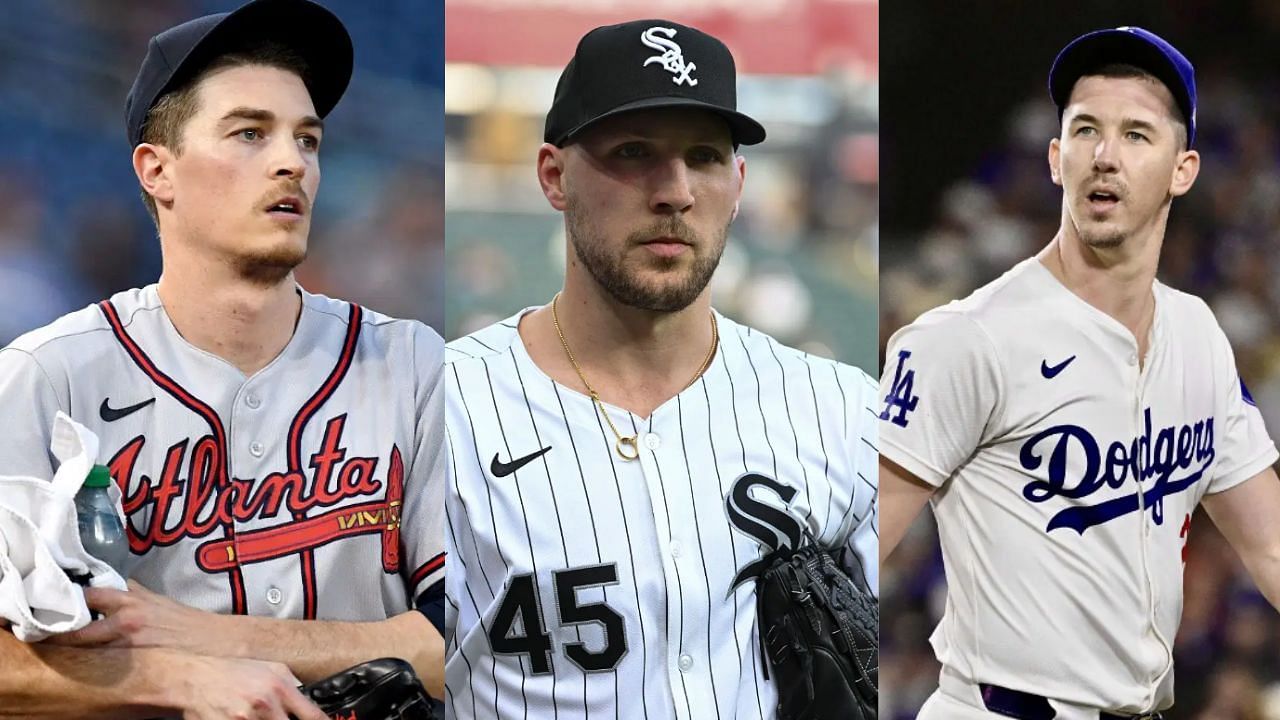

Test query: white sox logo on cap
[641,26,697,87]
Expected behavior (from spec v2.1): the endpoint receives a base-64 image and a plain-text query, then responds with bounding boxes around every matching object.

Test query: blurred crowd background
[881,1,1280,718]
[444,0,880,374]
[0,0,444,342]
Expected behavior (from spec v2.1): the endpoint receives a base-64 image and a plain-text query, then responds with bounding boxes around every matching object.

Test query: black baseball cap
[125,0,353,147]
[1049,26,1196,147]
[544,19,766,147]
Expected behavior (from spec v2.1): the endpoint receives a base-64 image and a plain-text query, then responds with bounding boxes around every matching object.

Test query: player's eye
[688,146,726,165]
[236,128,262,142]
[297,134,321,151]
[613,142,649,159]
[1125,130,1149,143]
[1074,126,1097,137]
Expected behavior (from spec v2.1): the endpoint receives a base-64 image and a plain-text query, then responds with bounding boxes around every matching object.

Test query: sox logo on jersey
[444,309,878,720]
[726,473,803,591]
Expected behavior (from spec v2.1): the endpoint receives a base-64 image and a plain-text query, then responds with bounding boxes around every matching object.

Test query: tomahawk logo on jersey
[0,286,445,622]
[443,310,879,720]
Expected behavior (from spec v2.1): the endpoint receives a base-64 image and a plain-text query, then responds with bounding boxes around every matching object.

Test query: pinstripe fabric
[445,308,878,720]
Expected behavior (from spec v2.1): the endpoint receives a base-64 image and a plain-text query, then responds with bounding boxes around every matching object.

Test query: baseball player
[0,1,444,717]
[879,27,1280,720]
[443,19,878,720]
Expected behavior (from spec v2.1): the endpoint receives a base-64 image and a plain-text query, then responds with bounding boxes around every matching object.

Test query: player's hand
[48,579,229,655]
[176,655,326,720]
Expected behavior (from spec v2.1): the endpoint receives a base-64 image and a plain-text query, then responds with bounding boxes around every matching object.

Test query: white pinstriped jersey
[880,258,1278,713]
[444,308,879,720]
[0,285,445,621]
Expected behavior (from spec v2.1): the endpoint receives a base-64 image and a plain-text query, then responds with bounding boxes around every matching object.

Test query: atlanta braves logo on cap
[641,26,698,87]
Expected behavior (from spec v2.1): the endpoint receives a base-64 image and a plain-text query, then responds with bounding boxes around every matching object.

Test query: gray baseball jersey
[880,257,1278,714]
[0,285,445,621]
[443,308,878,720]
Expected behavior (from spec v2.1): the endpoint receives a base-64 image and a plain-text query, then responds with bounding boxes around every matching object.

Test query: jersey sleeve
[0,347,68,479]
[838,366,879,597]
[400,324,447,606]
[1205,323,1278,494]
[878,311,1002,488]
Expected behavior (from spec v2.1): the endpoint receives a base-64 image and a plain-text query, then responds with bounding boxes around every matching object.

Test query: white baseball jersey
[0,284,445,621]
[880,257,1278,714]
[444,308,879,720]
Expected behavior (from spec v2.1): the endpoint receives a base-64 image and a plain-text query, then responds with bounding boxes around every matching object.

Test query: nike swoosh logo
[99,397,156,422]
[491,446,552,478]
[1040,355,1077,379]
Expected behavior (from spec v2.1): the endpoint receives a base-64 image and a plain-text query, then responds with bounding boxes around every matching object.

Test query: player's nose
[1091,137,1119,173]
[269,135,309,181]
[649,158,695,214]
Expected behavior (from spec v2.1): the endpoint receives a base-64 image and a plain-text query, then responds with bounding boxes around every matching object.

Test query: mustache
[1081,177,1128,200]
[255,181,310,210]
[626,218,699,245]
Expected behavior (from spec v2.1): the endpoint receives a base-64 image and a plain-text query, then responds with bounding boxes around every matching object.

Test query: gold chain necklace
[552,293,718,461]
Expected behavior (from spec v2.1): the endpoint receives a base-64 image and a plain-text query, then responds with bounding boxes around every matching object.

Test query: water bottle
[74,464,129,577]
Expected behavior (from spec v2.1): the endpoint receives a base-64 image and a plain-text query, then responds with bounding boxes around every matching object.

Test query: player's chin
[1078,225,1128,250]
[628,271,711,311]
[232,242,307,281]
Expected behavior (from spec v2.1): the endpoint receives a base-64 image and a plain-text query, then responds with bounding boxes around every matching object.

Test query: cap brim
[164,0,353,118]
[557,96,766,147]
[1049,30,1191,128]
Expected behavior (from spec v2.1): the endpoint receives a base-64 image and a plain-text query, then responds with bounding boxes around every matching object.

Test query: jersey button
[644,433,661,450]
[670,541,682,558]
[266,587,282,605]
[677,654,693,672]
[246,393,262,409]
[249,442,265,458]
[1128,354,1138,366]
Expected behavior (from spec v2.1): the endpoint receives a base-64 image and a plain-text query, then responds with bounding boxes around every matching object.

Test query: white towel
[0,412,128,642]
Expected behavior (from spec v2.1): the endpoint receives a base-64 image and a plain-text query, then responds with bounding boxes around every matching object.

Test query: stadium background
[0,0,445,341]
[444,0,880,376]
[881,2,1280,718]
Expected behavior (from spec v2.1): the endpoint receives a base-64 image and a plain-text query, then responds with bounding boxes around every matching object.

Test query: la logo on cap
[641,27,697,87]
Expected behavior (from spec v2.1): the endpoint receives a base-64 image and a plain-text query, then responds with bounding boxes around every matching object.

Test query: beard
[1079,226,1126,249]
[231,243,307,287]
[565,197,730,313]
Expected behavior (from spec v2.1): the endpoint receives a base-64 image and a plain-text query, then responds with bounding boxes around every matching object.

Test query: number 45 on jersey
[489,563,627,674]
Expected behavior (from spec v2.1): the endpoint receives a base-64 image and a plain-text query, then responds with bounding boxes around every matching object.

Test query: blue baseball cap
[1048,26,1196,147]
[125,0,353,147]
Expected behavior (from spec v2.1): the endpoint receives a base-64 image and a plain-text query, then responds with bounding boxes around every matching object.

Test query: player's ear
[735,154,746,202]
[133,143,176,206]
[1047,137,1063,187]
[537,143,569,211]
[1170,148,1200,197]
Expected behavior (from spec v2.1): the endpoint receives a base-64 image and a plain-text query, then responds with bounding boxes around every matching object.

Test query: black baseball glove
[297,658,437,720]
[756,542,878,720]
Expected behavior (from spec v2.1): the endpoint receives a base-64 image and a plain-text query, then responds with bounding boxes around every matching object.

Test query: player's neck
[156,254,302,377]
[520,281,716,418]
[1041,222,1162,358]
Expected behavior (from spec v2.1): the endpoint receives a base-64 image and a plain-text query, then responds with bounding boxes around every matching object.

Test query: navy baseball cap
[1049,26,1196,147]
[125,0,353,147]
[545,20,766,147]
